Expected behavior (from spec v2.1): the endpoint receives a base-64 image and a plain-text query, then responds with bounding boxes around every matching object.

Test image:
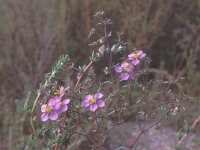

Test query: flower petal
[129,72,135,80]
[140,53,146,59]
[97,100,105,108]
[131,59,139,65]
[41,104,47,112]
[48,97,60,109]
[95,92,103,99]
[121,62,129,68]
[58,93,65,99]
[60,86,69,92]
[63,99,71,105]
[59,86,65,91]
[48,97,59,106]
[41,113,49,121]
[82,100,90,107]
[85,94,93,101]
[121,73,129,80]
[49,112,58,120]
[115,66,122,73]
[59,104,68,113]
[89,104,98,112]
[137,50,143,55]
[128,54,134,60]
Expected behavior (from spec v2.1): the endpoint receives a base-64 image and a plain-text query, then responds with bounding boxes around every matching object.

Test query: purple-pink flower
[128,50,146,65]
[41,97,60,121]
[54,86,69,98]
[41,96,71,122]
[57,98,71,114]
[115,62,135,80]
[82,92,105,112]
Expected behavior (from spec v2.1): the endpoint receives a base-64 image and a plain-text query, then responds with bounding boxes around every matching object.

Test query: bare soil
[105,122,200,150]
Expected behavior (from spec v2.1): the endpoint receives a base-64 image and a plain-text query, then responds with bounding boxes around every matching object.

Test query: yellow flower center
[55,89,64,95]
[90,97,96,104]
[133,53,139,59]
[123,66,131,73]
[45,106,53,114]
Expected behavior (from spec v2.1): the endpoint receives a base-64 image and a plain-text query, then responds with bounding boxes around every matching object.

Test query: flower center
[123,66,131,73]
[133,52,139,59]
[90,97,96,104]
[45,106,53,114]
[55,89,64,95]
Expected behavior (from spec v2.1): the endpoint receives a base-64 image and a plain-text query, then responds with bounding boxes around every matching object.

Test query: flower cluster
[40,50,145,121]
[41,86,70,121]
[41,87,106,121]
[128,50,146,65]
[115,49,146,80]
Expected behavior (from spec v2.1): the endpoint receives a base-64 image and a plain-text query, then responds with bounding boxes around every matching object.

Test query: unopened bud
[111,45,116,52]
[99,37,106,44]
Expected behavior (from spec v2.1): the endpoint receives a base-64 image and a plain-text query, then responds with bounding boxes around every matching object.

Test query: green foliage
[38,54,70,94]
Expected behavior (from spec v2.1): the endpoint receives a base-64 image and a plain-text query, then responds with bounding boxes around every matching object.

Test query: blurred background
[0,0,199,149]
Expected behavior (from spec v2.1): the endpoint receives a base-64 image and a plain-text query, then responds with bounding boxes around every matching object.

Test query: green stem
[30,93,41,134]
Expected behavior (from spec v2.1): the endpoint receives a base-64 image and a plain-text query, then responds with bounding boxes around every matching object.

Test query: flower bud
[99,37,106,44]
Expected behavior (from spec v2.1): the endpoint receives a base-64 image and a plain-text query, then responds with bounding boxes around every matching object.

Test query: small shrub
[29,12,187,150]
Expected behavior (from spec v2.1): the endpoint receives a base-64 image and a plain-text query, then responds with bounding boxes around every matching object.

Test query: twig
[30,93,41,134]
[75,60,93,89]
[177,114,200,146]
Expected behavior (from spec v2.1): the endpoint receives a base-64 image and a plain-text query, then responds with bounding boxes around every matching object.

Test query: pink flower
[57,98,71,114]
[128,50,146,65]
[82,92,105,112]
[41,96,71,122]
[115,62,135,80]
[40,97,60,121]
[54,86,69,98]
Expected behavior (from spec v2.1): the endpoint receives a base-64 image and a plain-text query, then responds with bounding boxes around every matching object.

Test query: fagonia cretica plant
[29,11,186,150]
[40,49,146,121]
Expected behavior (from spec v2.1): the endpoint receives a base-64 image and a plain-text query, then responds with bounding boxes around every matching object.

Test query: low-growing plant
[29,11,188,150]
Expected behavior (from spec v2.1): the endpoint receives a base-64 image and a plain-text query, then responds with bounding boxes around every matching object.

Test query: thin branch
[75,60,93,89]
[177,114,200,146]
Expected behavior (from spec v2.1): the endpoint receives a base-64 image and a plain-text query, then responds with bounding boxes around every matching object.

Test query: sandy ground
[105,122,200,150]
